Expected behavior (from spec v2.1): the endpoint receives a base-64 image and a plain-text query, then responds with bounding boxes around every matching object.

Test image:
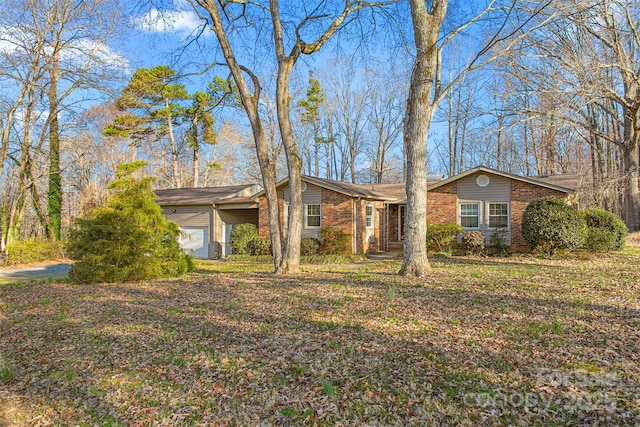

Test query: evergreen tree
[104,66,189,187]
[67,161,193,283]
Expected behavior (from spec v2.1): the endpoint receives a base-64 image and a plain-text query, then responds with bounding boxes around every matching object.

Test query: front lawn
[1,249,639,425]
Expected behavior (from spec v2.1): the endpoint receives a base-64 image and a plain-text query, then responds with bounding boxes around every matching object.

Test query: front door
[399,205,406,241]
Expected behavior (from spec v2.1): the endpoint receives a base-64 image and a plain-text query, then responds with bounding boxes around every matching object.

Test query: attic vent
[301,182,307,192]
[476,174,490,187]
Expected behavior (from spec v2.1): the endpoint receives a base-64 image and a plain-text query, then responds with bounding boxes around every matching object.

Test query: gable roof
[155,184,258,206]
[300,176,406,201]
[427,166,581,194]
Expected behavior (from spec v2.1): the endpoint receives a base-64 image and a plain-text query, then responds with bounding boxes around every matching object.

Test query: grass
[1,245,640,425]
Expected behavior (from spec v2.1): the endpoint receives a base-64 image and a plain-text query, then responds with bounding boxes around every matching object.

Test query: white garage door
[179,227,209,259]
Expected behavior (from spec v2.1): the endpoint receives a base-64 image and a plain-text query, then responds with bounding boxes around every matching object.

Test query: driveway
[0,262,72,282]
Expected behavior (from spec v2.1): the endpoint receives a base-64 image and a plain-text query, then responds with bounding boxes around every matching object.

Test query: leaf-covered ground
[1,247,639,426]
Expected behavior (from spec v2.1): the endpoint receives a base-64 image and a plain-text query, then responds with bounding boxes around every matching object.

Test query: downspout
[353,197,359,254]
[384,203,389,251]
[211,202,217,259]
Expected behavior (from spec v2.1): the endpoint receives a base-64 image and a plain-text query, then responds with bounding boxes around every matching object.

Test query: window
[366,204,374,228]
[399,205,406,240]
[284,203,289,229]
[488,202,509,228]
[460,203,480,228]
[305,204,321,228]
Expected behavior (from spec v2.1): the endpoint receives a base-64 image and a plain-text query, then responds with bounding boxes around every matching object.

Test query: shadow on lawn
[0,268,638,425]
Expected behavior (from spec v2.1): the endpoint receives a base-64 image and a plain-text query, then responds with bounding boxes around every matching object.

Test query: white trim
[487,201,510,230]
[459,202,480,230]
[365,203,374,229]
[398,205,406,241]
[284,202,289,229]
[476,174,490,187]
[304,203,321,229]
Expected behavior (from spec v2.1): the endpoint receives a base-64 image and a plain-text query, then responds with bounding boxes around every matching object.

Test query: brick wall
[353,200,384,254]
[257,187,285,236]
[321,188,354,251]
[427,182,458,224]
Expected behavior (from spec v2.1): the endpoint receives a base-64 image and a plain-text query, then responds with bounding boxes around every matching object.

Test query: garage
[178,226,209,259]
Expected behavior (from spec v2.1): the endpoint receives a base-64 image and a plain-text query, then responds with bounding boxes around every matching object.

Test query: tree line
[0,0,638,277]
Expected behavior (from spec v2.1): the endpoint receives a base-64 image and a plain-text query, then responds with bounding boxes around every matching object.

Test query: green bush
[581,208,628,252]
[426,222,463,252]
[230,223,258,255]
[301,237,320,256]
[66,161,194,283]
[319,226,351,255]
[249,236,271,255]
[490,229,509,256]
[521,196,586,254]
[462,230,485,255]
[225,253,365,264]
[5,238,66,265]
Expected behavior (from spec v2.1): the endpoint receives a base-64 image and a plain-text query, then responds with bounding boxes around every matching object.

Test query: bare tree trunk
[400,0,448,277]
[274,57,303,273]
[199,0,284,268]
[47,43,61,240]
[193,145,199,188]
[165,98,181,188]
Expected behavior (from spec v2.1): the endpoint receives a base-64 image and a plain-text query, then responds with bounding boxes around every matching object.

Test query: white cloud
[0,25,129,71]
[135,8,208,39]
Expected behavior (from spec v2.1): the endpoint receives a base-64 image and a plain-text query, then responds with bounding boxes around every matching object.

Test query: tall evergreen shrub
[67,162,193,283]
[521,196,586,254]
[581,208,628,252]
[229,223,258,255]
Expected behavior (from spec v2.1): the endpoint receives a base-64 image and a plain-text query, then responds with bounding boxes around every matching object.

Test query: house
[155,184,261,259]
[387,166,582,250]
[156,166,581,258]
[255,176,409,254]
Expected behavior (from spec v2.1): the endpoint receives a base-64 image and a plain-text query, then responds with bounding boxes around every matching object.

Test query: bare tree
[523,0,640,230]
[322,59,371,183]
[189,0,392,273]
[364,68,405,183]
[0,0,125,241]
[400,0,552,277]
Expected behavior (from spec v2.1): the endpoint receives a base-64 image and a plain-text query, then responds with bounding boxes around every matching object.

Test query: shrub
[300,237,320,256]
[490,229,509,256]
[230,223,258,255]
[5,238,66,265]
[462,230,485,255]
[521,196,586,254]
[426,222,463,252]
[66,161,193,283]
[249,236,271,255]
[581,208,628,252]
[319,227,351,254]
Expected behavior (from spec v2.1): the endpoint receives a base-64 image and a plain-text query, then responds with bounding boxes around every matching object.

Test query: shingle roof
[154,184,256,206]
[301,176,407,200]
[427,166,581,194]
[525,173,583,192]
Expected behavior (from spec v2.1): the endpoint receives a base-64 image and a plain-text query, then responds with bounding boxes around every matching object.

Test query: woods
[0,0,638,273]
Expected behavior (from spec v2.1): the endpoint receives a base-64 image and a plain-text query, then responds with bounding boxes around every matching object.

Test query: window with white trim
[366,203,374,228]
[460,203,480,229]
[284,202,289,229]
[488,202,509,228]
[305,204,321,228]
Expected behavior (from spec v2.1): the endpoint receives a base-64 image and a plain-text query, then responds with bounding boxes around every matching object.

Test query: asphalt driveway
[0,262,72,281]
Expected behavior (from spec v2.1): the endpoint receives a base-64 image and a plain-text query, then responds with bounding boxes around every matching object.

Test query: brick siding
[427,182,458,224]
[510,180,567,250]
[321,188,354,251]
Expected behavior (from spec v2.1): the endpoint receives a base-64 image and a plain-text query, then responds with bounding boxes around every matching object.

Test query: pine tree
[67,161,193,283]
